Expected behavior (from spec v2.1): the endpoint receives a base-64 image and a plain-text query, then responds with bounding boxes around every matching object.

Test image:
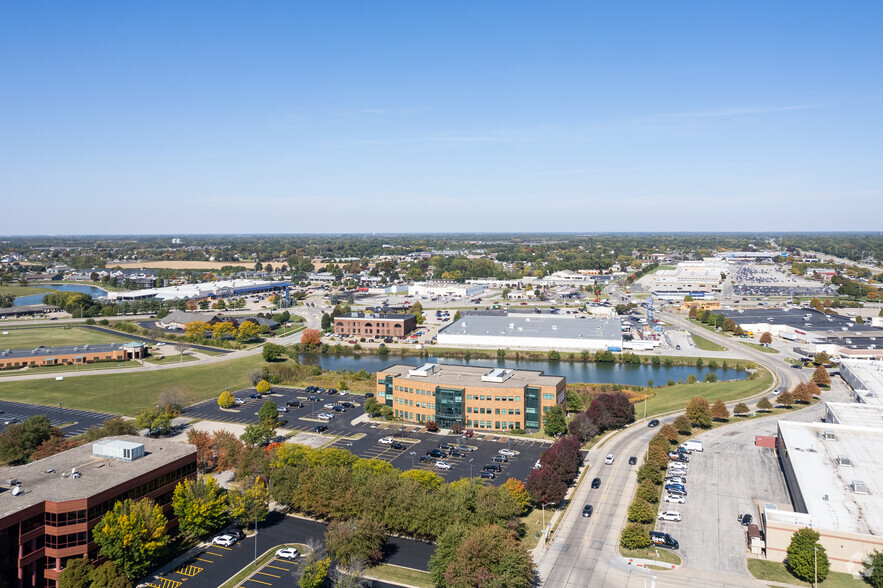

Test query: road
[536,293,809,587]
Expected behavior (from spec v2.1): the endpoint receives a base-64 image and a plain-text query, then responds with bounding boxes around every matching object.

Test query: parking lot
[0,399,114,436]
[183,386,550,486]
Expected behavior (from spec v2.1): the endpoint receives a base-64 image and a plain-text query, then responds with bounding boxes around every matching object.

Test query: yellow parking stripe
[147,579,182,588]
[257,571,281,578]
[195,557,213,563]
[174,565,203,577]
[244,579,272,585]
[214,545,233,550]
[205,551,224,557]
[266,564,290,570]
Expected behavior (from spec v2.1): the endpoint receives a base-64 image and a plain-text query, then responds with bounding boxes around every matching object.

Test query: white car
[324,403,336,409]
[667,469,687,477]
[212,534,237,547]
[277,406,288,413]
[317,413,333,421]
[435,461,452,470]
[666,476,687,485]
[378,437,394,445]
[533,460,542,470]
[664,494,686,504]
[275,547,299,560]
[499,448,516,457]
[604,454,615,465]
[234,398,245,406]
[658,511,682,521]
[339,390,349,396]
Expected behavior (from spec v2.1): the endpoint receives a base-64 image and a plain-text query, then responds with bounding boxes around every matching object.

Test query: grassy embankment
[641,366,773,416]
[367,565,433,588]
[689,333,728,352]
[747,559,865,587]
[0,326,129,348]
[739,341,780,354]
[0,285,54,297]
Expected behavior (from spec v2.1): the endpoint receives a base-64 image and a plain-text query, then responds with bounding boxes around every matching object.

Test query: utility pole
[254,513,258,567]
[814,546,818,588]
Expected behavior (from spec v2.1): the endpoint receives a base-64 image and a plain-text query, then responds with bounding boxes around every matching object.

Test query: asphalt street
[0,399,114,436]
[145,513,435,588]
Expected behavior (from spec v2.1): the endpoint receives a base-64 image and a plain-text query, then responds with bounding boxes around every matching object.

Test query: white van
[680,440,703,452]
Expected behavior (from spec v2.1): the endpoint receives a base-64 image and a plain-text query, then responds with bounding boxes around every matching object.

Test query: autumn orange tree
[301,329,322,348]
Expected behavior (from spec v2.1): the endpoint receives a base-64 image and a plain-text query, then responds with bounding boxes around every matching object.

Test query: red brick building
[0,437,196,588]
[334,313,417,339]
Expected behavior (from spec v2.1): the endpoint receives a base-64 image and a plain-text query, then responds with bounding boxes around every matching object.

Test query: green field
[690,333,728,351]
[144,354,199,365]
[0,361,143,377]
[0,326,133,349]
[740,341,780,354]
[0,354,264,415]
[368,565,433,588]
[641,367,773,416]
[747,558,865,587]
[0,285,54,298]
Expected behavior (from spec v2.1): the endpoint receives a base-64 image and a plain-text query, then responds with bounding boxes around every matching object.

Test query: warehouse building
[771,417,883,573]
[105,279,291,302]
[376,363,565,431]
[333,313,417,339]
[437,314,622,351]
[0,436,196,587]
[409,282,486,298]
[0,342,146,370]
[839,360,883,406]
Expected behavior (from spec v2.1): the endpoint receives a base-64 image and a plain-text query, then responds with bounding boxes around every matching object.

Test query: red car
[462,429,474,438]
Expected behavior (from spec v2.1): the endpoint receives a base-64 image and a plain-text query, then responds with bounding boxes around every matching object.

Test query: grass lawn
[367,565,433,588]
[642,368,773,416]
[0,354,267,415]
[520,506,551,550]
[747,558,865,587]
[144,354,199,364]
[689,333,728,352]
[0,326,129,349]
[218,543,308,588]
[740,341,780,354]
[619,546,682,566]
[0,284,54,297]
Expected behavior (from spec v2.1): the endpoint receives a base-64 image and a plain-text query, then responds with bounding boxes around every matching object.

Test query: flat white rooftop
[778,420,883,535]
[825,402,883,429]
[842,360,883,392]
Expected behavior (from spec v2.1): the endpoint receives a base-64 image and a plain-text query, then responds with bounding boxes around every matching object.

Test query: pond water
[14,284,109,306]
[299,353,745,386]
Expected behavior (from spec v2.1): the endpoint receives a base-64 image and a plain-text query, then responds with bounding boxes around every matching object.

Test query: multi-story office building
[0,436,196,588]
[376,363,566,431]
[333,313,417,339]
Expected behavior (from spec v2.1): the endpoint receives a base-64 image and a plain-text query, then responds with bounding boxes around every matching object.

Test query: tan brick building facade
[376,363,565,432]
[334,313,417,339]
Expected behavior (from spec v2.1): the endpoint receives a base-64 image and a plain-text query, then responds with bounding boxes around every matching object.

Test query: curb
[626,557,679,570]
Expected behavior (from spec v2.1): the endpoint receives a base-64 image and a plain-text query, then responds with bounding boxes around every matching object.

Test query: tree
[686,374,698,384]
[637,463,662,485]
[240,423,274,447]
[58,557,94,588]
[757,397,773,412]
[211,321,236,341]
[620,523,651,549]
[321,313,332,331]
[814,351,830,366]
[627,498,656,524]
[442,524,534,588]
[792,383,813,404]
[93,498,170,579]
[90,560,134,588]
[635,481,659,504]
[185,321,209,340]
[158,388,183,415]
[776,391,794,407]
[400,469,445,490]
[568,412,600,442]
[565,390,584,412]
[228,478,270,527]
[452,310,461,322]
[673,414,692,435]
[805,380,821,398]
[526,466,567,505]
[172,476,229,539]
[659,423,679,444]
[865,550,883,588]
[31,436,79,461]
[686,397,713,429]
[543,405,568,437]
[135,406,172,436]
[759,332,772,344]
[586,393,635,431]
[325,518,387,567]
[256,380,272,395]
[0,415,63,465]
[218,390,235,409]
[813,365,831,387]
[733,402,750,416]
[786,527,829,583]
[645,444,669,471]
[711,399,730,421]
[298,557,331,588]
[548,349,561,361]
[704,372,718,383]
[301,329,322,348]
[262,342,285,362]
[237,321,262,341]
[502,478,532,515]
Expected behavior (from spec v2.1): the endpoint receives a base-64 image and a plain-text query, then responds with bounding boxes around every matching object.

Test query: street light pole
[814,546,818,588]
[469,458,473,478]
[254,513,258,568]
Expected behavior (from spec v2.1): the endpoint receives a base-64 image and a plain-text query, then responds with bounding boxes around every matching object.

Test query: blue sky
[1,2,881,234]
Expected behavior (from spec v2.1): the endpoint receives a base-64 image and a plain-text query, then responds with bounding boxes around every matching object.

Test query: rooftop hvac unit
[823,431,837,440]
[852,480,869,495]
[836,455,852,466]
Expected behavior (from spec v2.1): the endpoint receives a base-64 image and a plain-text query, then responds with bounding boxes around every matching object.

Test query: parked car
[317,413,334,421]
[664,494,686,504]
[312,425,328,433]
[307,396,320,402]
[462,429,474,438]
[212,534,237,547]
[533,460,542,470]
[390,442,406,450]
[364,392,375,398]
[223,528,245,540]
[379,437,394,445]
[435,461,452,470]
[340,402,355,408]
[276,547,299,560]
[449,449,464,457]
[667,469,688,477]
[738,513,753,526]
[491,455,508,463]
[499,448,516,457]
[668,452,688,462]
[456,445,472,452]
[604,454,615,465]
[332,406,347,412]
[665,484,687,494]
[323,403,336,409]
[628,456,637,465]
[277,406,288,413]
[419,455,433,464]
[658,511,682,522]
[438,442,453,450]
[666,476,687,485]
[478,471,496,479]
[649,530,679,549]
[484,464,502,472]
[249,393,261,399]
[426,449,446,459]
[591,477,601,489]
[648,419,660,427]
[582,504,593,518]
[286,401,304,408]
